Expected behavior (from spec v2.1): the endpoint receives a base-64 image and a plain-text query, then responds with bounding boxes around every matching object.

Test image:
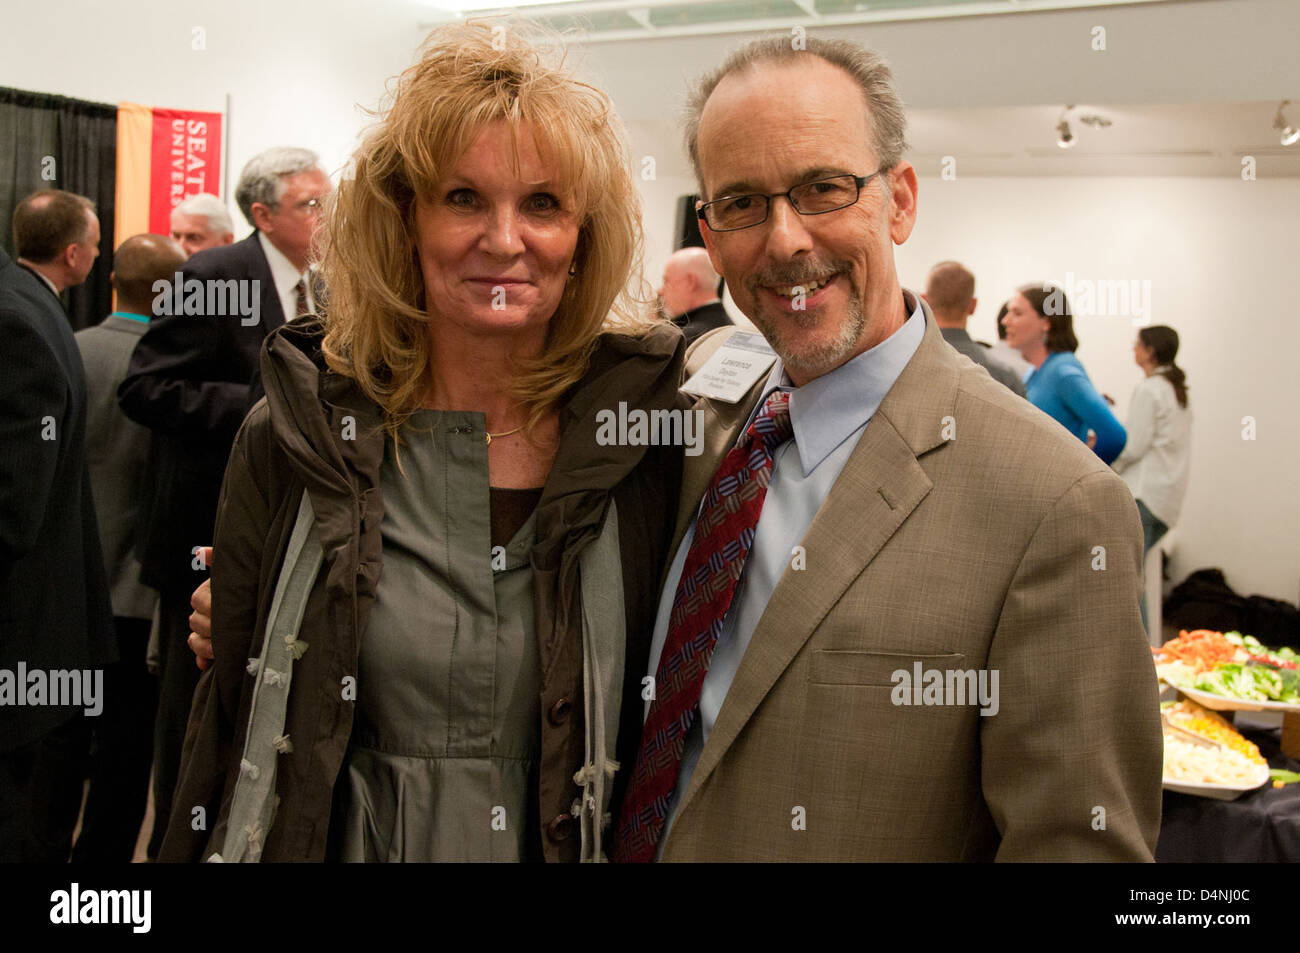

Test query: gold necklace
[484,425,524,446]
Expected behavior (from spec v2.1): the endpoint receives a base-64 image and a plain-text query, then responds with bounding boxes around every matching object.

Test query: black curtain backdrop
[1,87,116,331]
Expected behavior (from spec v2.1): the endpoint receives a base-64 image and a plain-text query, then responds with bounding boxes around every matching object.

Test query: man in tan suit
[614,35,1162,861]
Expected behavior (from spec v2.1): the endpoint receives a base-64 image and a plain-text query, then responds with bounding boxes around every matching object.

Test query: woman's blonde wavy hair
[319,20,654,437]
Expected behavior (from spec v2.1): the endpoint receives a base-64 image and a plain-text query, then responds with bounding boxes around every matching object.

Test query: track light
[1056,105,1077,149]
[1056,119,1076,149]
[1275,101,1299,147]
[1055,105,1111,149]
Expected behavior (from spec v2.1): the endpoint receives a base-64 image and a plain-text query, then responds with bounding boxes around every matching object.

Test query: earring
[568,262,577,277]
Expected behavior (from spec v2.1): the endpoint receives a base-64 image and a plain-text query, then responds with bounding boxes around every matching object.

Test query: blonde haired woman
[160,22,685,863]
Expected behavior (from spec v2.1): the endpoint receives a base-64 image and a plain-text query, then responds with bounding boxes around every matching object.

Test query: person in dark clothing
[923,260,1026,397]
[166,22,684,863]
[657,247,731,345]
[0,189,115,862]
[71,234,188,861]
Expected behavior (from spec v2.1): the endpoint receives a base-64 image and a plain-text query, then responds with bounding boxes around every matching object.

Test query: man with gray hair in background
[168,193,235,258]
[118,146,330,858]
[923,260,1026,397]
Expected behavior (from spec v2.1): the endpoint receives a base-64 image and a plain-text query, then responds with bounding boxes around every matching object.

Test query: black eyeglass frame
[695,171,886,232]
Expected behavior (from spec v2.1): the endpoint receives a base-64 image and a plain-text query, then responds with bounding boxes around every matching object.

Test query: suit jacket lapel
[673,306,961,819]
[248,233,285,332]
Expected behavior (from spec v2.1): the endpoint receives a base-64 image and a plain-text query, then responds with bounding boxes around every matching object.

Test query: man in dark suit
[0,189,115,862]
[657,246,731,345]
[72,234,188,861]
[117,146,330,857]
[923,260,1027,397]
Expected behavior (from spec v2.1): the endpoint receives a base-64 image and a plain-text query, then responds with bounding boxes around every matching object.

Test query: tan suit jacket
[658,305,1163,861]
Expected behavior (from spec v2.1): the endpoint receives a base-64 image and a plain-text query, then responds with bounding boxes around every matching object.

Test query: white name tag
[681,332,778,404]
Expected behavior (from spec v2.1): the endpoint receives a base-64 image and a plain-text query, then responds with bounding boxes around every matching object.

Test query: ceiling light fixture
[1056,105,1112,149]
[1056,118,1076,149]
[1274,100,1299,146]
[1056,106,1077,149]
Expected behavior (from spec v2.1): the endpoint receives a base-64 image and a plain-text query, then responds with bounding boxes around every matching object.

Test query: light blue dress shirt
[645,294,926,855]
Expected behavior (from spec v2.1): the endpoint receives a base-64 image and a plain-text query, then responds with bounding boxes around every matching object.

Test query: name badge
[681,332,778,404]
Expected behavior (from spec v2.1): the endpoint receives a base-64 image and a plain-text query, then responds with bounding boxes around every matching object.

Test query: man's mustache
[747,260,848,289]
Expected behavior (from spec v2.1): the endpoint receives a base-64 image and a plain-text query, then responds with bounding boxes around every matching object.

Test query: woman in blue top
[1002,283,1126,464]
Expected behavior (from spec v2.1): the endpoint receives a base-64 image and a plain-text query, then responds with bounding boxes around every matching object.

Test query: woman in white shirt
[1112,324,1191,560]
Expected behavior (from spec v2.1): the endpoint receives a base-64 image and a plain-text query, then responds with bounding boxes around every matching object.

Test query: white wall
[897,175,1300,605]
[6,1,1298,602]
[634,168,1300,602]
[0,0,432,233]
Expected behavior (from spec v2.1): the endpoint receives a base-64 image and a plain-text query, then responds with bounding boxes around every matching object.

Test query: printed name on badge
[681,332,777,403]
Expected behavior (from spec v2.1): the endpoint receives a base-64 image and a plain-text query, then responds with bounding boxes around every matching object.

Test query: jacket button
[548,697,572,726]
[546,813,574,842]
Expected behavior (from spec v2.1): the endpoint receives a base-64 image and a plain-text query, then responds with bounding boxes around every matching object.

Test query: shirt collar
[673,299,721,326]
[748,288,926,477]
[1025,349,1064,383]
[939,326,972,345]
[109,310,149,324]
[257,230,309,300]
[19,262,60,298]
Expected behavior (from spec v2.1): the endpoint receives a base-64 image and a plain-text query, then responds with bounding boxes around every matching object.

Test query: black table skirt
[1156,724,1300,862]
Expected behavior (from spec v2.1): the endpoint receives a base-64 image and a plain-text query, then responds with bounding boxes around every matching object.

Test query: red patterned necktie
[613,389,793,863]
[294,277,311,320]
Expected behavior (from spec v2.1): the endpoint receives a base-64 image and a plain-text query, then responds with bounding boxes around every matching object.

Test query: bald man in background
[169,193,235,259]
[924,261,1026,397]
[658,246,732,345]
[72,234,188,861]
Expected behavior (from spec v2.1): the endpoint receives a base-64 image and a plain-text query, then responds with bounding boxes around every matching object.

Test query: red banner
[146,108,223,235]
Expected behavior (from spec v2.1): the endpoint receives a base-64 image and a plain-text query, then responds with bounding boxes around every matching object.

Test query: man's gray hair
[172,192,234,235]
[684,36,908,194]
[234,146,322,227]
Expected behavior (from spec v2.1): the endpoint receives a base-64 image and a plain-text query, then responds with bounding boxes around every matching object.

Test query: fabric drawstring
[239,759,260,781]
[245,824,264,862]
[285,635,308,660]
[578,638,604,862]
[273,734,293,754]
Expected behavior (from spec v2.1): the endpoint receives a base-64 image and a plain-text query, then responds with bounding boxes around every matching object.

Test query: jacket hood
[258,318,687,556]
[532,322,686,567]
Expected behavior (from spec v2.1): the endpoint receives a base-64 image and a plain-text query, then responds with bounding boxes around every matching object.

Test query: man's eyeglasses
[287,196,325,214]
[696,172,884,232]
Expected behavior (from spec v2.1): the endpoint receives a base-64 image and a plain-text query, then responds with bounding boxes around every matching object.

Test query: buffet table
[1157,719,1300,862]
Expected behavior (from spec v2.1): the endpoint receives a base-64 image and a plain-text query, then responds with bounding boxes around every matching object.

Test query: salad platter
[1153,630,1300,713]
